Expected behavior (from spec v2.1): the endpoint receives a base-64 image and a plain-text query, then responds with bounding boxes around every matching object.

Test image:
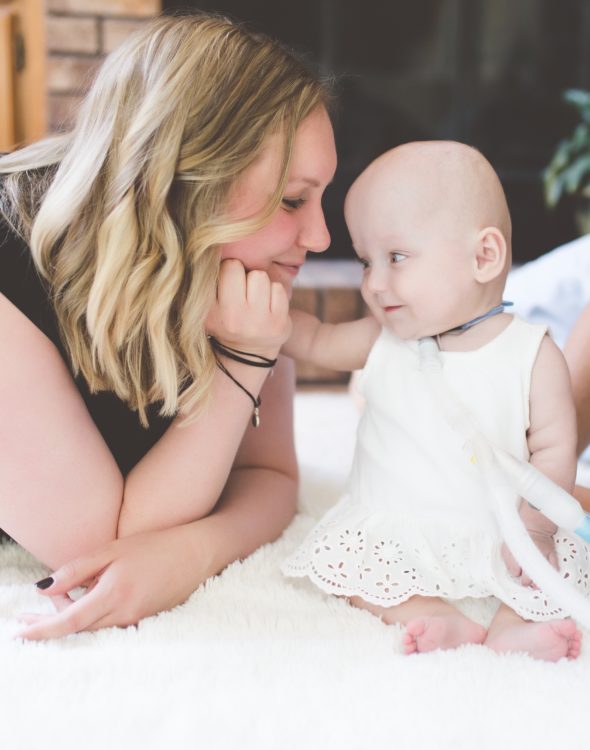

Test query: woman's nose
[299,205,331,254]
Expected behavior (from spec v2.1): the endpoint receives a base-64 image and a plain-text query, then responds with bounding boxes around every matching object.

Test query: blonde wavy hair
[0,12,331,426]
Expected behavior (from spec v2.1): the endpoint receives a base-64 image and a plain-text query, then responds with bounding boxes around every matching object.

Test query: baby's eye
[355,256,370,269]
[390,252,406,264]
[282,197,306,210]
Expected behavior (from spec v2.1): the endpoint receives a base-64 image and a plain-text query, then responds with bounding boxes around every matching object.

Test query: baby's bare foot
[403,615,487,655]
[485,618,581,662]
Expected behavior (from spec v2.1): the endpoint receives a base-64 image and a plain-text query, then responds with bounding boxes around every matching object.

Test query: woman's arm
[563,301,590,455]
[0,260,290,565]
[118,358,279,536]
[16,357,298,640]
[0,292,124,570]
[197,353,298,563]
[118,261,293,535]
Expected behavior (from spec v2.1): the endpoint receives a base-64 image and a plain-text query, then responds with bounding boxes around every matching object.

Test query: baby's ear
[472,227,507,283]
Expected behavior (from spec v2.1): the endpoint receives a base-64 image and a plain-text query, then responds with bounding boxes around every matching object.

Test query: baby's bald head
[345,141,512,284]
[346,142,512,338]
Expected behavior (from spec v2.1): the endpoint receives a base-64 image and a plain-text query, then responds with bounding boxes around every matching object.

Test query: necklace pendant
[252,406,260,428]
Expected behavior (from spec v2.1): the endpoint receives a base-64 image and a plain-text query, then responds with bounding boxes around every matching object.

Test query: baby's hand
[501,532,558,588]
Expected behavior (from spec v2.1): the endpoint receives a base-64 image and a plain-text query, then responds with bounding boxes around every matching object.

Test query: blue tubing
[575,514,590,544]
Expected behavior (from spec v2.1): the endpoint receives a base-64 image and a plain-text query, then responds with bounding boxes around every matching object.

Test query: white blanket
[0,392,588,750]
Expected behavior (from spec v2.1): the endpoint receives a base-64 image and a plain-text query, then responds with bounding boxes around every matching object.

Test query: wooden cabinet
[0,0,46,151]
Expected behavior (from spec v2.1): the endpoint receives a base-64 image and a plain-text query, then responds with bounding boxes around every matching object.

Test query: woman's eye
[282,197,306,210]
[390,252,406,264]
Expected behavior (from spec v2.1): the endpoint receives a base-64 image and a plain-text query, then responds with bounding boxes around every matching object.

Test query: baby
[282,141,588,661]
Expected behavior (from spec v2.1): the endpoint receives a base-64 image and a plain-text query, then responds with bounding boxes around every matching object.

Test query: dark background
[163,0,590,263]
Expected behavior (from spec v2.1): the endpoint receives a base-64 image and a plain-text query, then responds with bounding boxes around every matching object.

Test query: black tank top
[0,219,174,475]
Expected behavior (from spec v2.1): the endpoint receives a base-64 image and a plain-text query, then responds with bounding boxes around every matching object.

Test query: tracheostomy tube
[417,336,590,629]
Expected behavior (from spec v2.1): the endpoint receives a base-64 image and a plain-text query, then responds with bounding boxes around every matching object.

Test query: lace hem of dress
[282,530,590,622]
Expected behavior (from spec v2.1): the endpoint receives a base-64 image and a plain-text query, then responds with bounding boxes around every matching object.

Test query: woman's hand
[206,259,291,357]
[16,523,211,640]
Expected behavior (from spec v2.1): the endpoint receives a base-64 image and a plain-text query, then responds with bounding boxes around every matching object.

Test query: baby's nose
[366,265,388,293]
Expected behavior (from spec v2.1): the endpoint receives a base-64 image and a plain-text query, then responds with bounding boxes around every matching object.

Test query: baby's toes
[402,631,418,655]
[567,629,582,660]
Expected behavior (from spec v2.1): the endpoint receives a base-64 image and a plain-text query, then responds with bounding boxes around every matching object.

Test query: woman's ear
[473,227,507,283]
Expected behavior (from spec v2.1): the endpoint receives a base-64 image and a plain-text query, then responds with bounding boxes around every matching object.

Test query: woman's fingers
[16,613,47,625]
[207,259,290,352]
[34,548,111,597]
[15,525,207,640]
[245,268,271,306]
[15,584,110,641]
[271,281,289,317]
[85,612,131,633]
[50,593,75,613]
[206,260,246,334]
[16,594,75,626]
[217,258,247,306]
[18,552,113,638]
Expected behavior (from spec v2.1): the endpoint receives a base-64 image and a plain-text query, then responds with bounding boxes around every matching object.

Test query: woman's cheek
[219,214,295,268]
[254,212,296,259]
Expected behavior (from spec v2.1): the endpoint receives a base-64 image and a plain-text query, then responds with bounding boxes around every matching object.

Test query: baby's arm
[527,335,577,491]
[520,335,578,574]
[282,309,380,372]
[564,301,590,455]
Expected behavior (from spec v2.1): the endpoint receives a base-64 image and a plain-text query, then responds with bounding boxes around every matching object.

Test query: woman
[0,12,337,638]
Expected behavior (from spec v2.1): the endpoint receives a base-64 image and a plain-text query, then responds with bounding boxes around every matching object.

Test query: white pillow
[506,234,590,349]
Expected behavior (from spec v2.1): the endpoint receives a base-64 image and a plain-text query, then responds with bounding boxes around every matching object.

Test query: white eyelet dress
[282,315,590,621]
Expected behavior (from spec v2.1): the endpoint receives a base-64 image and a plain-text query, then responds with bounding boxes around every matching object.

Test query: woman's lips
[273,262,302,277]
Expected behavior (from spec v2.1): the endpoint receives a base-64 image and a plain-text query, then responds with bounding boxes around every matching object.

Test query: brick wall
[45,0,162,131]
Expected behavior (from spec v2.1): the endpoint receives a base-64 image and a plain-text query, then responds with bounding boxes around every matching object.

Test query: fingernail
[35,576,54,590]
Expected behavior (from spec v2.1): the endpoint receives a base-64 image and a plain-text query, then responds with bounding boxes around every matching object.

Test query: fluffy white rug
[0,392,588,750]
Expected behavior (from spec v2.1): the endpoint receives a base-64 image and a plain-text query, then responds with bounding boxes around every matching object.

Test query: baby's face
[346,178,483,340]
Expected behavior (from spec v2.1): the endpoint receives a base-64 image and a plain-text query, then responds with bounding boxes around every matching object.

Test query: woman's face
[219,106,337,292]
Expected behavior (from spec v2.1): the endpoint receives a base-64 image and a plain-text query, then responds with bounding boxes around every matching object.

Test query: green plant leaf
[548,140,570,171]
[572,122,590,148]
[563,154,590,193]
[544,89,590,206]
[544,171,565,207]
[565,89,590,122]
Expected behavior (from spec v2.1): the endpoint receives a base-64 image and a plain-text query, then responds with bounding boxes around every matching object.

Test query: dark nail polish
[35,576,54,590]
